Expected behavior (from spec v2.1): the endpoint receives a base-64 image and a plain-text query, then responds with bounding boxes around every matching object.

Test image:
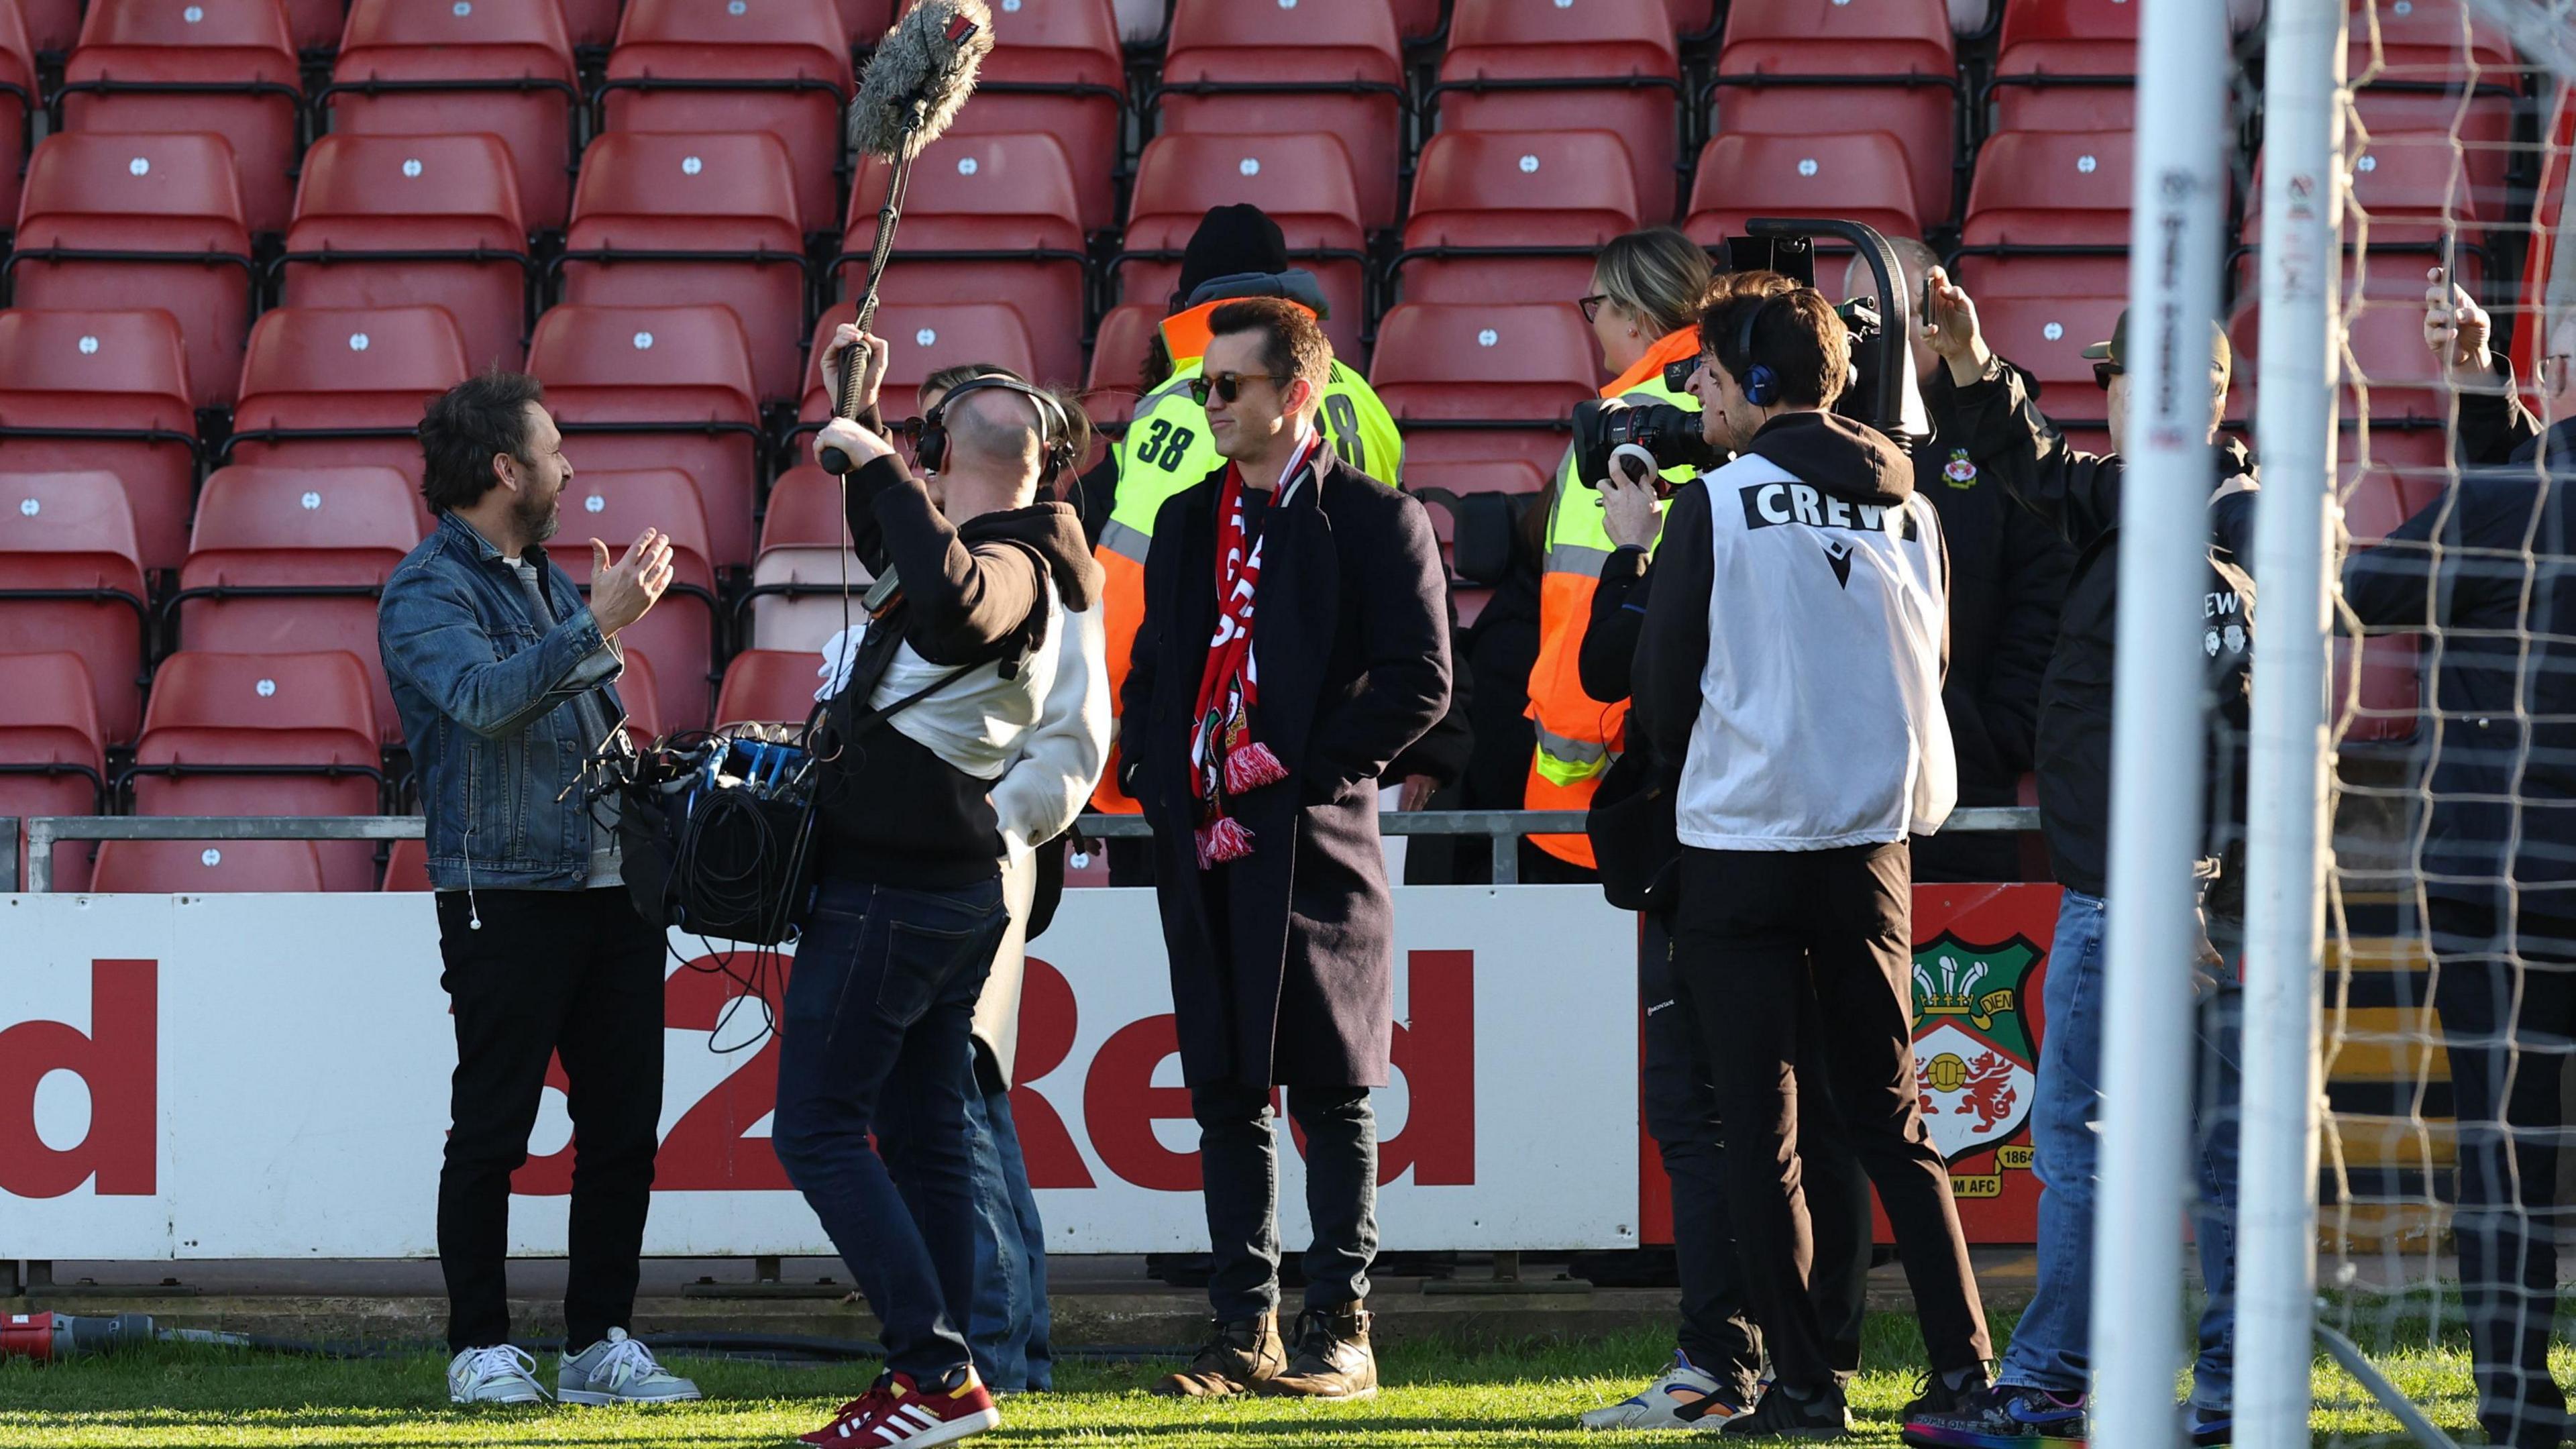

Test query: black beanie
[1173,204,1290,310]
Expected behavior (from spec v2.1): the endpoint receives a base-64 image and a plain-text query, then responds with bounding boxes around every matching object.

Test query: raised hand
[2423,266,2492,376]
[818,324,892,417]
[814,416,894,474]
[591,528,674,638]
[1923,266,1991,380]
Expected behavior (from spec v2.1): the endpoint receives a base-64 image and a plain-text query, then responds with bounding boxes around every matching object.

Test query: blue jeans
[1997,889,2241,1411]
[772,873,1008,1385]
[963,1053,1054,1392]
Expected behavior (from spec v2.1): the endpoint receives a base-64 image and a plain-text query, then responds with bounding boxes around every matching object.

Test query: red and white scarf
[1188,433,1320,867]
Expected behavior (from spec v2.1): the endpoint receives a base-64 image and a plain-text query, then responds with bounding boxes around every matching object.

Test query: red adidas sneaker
[797,1371,1001,1447]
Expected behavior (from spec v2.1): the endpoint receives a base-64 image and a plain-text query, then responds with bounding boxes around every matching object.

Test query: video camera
[1568,220,1925,492]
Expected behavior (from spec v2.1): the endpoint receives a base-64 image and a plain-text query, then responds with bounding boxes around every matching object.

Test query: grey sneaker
[447,1344,549,1405]
[558,1328,703,1405]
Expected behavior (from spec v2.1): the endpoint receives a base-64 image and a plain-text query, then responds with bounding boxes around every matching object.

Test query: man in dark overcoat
[1118,298,1450,1403]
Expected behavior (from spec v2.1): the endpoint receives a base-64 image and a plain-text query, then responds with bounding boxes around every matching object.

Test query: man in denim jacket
[377,372,696,1409]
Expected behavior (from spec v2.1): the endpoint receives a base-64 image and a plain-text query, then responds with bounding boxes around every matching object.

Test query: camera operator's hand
[1923,267,1994,386]
[2424,266,2493,376]
[818,324,892,417]
[1600,460,1663,551]
[814,416,894,474]
[591,528,674,639]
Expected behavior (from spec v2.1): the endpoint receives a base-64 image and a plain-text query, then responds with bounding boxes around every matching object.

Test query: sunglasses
[1578,294,1611,324]
[2093,361,2124,390]
[1189,371,1290,406]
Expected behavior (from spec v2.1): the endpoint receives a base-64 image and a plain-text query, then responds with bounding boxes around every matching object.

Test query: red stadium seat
[529,303,766,570]
[562,0,625,48]
[0,652,106,892]
[934,0,1127,233]
[1401,458,1553,499]
[841,133,1091,391]
[1955,129,2134,299]
[748,465,869,652]
[2337,633,2422,743]
[128,650,383,892]
[1117,132,1371,364]
[2339,454,2448,545]
[8,131,258,409]
[1083,303,1164,431]
[226,306,473,497]
[1392,0,1442,40]
[0,309,199,575]
[1684,131,1925,258]
[2231,292,2448,425]
[1369,302,1601,474]
[615,647,669,747]
[2240,140,2493,302]
[601,0,854,238]
[1433,0,1684,223]
[283,133,533,374]
[798,301,1041,438]
[715,647,824,729]
[60,0,303,234]
[93,837,328,892]
[1713,0,1960,230]
[1976,292,2127,429]
[381,833,431,890]
[323,0,582,232]
[0,3,34,226]
[0,476,147,746]
[1157,0,1407,232]
[1990,0,2137,133]
[1393,129,1644,307]
[172,466,423,747]
[547,470,721,733]
[17,0,75,54]
[559,131,811,405]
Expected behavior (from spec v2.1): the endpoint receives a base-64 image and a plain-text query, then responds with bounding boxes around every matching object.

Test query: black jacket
[2344,364,2576,912]
[1948,360,2257,898]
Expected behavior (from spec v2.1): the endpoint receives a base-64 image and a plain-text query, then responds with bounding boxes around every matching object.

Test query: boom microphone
[822,0,996,475]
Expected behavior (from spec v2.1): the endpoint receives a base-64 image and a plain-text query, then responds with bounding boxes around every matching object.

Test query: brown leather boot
[1150,1312,1286,1397]
[1263,1305,1378,1401]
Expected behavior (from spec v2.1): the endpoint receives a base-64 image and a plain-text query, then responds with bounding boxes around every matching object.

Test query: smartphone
[1921,270,1937,331]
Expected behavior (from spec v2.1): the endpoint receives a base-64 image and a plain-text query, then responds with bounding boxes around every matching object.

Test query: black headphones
[1733,292,1792,409]
[916,374,1077,480]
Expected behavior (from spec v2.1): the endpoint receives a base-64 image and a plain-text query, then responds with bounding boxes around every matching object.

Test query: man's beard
[513,481,560,545]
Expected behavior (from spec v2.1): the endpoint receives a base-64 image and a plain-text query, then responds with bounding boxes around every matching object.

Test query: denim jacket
[378,511,626,890]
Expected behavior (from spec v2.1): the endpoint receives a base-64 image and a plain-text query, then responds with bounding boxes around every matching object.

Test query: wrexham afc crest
[1909,931,2043,1163]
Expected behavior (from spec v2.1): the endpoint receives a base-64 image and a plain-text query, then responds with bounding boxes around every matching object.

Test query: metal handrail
[9,808,2043,894]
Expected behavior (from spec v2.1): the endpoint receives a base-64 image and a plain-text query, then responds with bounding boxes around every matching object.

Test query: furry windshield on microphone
[847,0,995,161]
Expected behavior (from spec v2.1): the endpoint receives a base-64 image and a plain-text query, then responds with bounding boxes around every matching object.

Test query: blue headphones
[1734,293,1786,408]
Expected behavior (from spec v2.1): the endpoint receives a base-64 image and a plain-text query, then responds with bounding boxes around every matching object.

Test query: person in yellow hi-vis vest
[1089,205,1403,883]
[1523,228,1715,873]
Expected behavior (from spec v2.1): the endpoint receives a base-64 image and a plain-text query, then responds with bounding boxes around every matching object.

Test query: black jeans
[773,872,1010,1385]
[2428,896,2576,1449]
[1673,842,1992,1395]
[1642,910,1873,1398]
[435,887,666,1353]
[1192,1081,1379,1322]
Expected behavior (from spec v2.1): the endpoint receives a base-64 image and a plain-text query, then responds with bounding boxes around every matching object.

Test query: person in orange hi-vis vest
[1524,228,1714,873]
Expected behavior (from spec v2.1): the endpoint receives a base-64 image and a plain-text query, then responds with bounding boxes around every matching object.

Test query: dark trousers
[772,873,1009,1384]
[1642,910,1873,1398]
[1673,842,1992,1394]
[1192,1081,1379,1322]
[434,887,666,1353]
[2428,896,2576,1449]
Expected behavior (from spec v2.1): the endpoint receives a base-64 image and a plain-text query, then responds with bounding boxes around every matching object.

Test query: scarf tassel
[1196,816,1256,869]
[1223,741,1289,796]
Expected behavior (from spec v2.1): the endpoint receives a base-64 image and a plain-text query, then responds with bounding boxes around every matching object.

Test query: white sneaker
[1579,1350,1750,1430]
[448,1344,550,1405]
[558,1328,704,1405]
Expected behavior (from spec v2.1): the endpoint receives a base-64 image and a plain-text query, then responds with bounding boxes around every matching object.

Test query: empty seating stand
[225,305,474,495]
[1712,0,1961,231]
[1988,0,2139,133]
[125,649,384,892]
[800,301,1044,433]
[1157,0,1408,233]
[1369,302,1603,475]
[1976,292,2128,431]
[322,0,584,233]
[58,0,304,235]
[93,837,329,892]
[15,0,74,57]
[746,464,869,652]
[1118,132,1372,364]
[282,133,535,374]
[1685,131,1926,260]
[1393,130,1644,308]
[528,303,767,570]
[841,132,1091,392]
[1433,0,1686,224]
[2349,0,2521,209]
[0,308,201,575]
[600,0,854,239]
[0,472,150,745]
[0,3,34,227]
[949,0,1128,234]
[168,466,425,747]
[547,469,722,733]
[0,651,107,893]
[8,131,258,409]
[1081,303,1163,431]
[1953,128,2136,300]
[716,647,827,729]
[557,130,812,405]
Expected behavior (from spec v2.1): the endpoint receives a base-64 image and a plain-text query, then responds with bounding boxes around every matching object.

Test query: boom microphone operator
[821,0,995,474]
